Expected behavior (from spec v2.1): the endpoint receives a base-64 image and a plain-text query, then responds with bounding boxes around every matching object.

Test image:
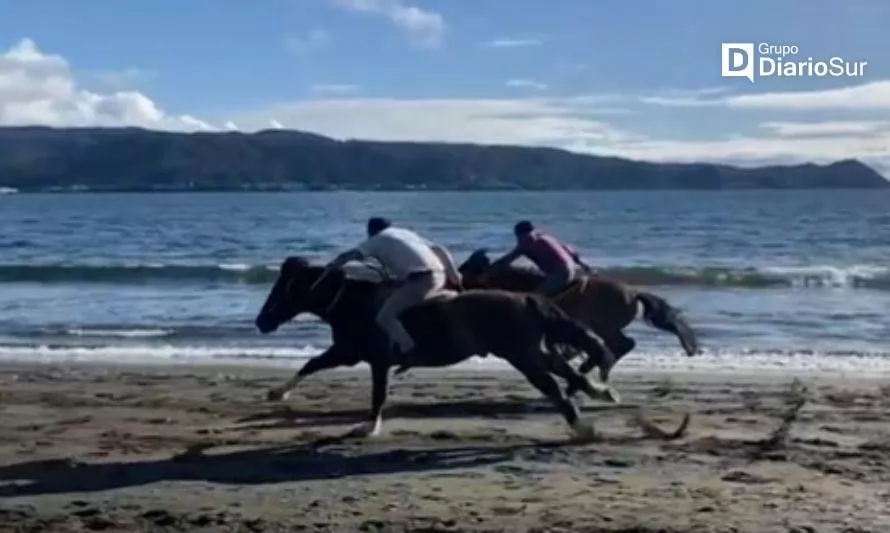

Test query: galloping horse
[458,249,700,380]
[254,256,623,439]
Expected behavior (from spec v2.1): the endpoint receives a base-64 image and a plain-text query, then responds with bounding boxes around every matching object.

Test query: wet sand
[1,361,889,532]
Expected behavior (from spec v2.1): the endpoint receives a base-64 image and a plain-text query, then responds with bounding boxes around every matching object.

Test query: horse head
[458,248,494,288]
[255,255,342,333]
[458,248,492,285]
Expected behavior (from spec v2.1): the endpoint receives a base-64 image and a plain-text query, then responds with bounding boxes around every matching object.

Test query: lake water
[1,190,888,376]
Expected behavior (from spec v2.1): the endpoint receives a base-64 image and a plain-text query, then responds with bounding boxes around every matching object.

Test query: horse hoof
[590,385,620,404]
[588,383,620,404]
[569,420,597,442]
[602,387,621,404]
[266,389,289,402]
[347,420,382,438]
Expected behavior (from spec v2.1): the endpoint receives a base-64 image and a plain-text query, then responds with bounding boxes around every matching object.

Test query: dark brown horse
[254,256,624,440]
[458,249,700,380]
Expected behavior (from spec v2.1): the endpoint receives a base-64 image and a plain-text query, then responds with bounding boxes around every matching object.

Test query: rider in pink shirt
[492,221,593,296]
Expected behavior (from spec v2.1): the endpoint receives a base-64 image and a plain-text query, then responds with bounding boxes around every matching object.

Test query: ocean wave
[596,264,890,290]
[0,264,278,284]
[1,262,890,290]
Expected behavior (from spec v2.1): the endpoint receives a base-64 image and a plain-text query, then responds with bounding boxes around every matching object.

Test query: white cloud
[506,79,548,91]
[310,84,361,95]
[641,81,890,110]
[484,37,544,48]
[221,96,890,177]
[759,120,890,137]
[585,134,890,174]
[639,87,731,107]
[0,38,209,130]
[1,38,887,178]
[725,81,890,110]
[330,0,444,48]
[229,97,637,145]
[284,29,332,55]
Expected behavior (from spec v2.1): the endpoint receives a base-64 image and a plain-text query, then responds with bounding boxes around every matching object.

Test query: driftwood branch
[633,410,691,440]
[757,378,809,451]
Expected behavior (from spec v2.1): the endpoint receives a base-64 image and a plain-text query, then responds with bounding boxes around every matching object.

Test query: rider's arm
[562,243,592,272]
[328,236,376,269]
[491,247,522,269]
[576,257,593,272]
[327,248,364,269]
[429,244,463,288]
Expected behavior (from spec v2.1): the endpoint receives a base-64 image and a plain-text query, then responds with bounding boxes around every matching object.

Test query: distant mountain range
[0,126,886,192]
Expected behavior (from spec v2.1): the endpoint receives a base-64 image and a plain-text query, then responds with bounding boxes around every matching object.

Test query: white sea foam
[0,342,888,377]
[0,344,321,366]
[218,263,253,271]
[64,327,174,338]
[760,264,890,288]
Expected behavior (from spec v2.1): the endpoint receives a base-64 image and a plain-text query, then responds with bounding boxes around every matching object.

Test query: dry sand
[1,361,889,532]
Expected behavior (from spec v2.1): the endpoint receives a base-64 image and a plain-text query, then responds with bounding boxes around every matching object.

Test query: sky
[1,0,890,176]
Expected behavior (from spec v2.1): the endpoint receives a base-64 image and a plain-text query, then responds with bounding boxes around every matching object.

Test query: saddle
[372,277,460,314]
[375,282,459,308]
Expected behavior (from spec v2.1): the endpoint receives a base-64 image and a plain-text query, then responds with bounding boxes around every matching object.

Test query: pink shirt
[517,231,575,273]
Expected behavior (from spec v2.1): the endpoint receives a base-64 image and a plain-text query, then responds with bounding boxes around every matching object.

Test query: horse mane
[462,249,545,289]
[282,256,386,309]
[499,264,546,284]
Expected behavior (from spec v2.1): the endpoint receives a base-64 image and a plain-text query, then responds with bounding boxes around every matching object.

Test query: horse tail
[635,291,699,356]
[526,295,616,383]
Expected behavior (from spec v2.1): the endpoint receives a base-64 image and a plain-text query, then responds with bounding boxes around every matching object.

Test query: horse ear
[282,256,309,274]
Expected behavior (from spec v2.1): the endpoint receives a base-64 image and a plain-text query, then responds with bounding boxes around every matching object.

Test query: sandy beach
[1,361,888,532]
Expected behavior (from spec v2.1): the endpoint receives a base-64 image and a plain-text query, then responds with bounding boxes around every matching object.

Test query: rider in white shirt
[324,217,463,362]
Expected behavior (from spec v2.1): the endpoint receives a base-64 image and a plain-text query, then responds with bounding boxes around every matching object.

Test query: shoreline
[2,356,888,383]
[2,360,889,531]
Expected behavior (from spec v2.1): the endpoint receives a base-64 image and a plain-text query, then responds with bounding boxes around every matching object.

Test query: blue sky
[1,0,889,174]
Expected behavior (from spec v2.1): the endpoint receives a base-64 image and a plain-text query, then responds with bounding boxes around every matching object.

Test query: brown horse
[255,256,625,440]
[458,249,700,380]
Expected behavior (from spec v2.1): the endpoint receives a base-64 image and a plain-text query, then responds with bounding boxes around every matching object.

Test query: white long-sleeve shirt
[356,227,461,284]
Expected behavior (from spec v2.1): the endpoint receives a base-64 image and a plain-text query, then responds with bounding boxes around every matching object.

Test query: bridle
[262,268,342,323]
[308,262,390,316]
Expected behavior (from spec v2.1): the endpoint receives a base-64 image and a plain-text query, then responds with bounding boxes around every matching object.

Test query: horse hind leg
[507,352,596,441]
[563,331,635,399]
[577,331,635,376]
[550,353,621,405]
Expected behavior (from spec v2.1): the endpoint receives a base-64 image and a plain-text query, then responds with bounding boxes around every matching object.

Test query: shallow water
[1,190,888,374]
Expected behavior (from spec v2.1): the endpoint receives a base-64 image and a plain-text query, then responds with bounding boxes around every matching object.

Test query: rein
[307,262,390,316]
[303,271,345,318]
[325,282,346,315]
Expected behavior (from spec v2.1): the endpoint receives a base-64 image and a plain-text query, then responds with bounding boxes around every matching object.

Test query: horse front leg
[267,344,353,401]
[347,359,390,438]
